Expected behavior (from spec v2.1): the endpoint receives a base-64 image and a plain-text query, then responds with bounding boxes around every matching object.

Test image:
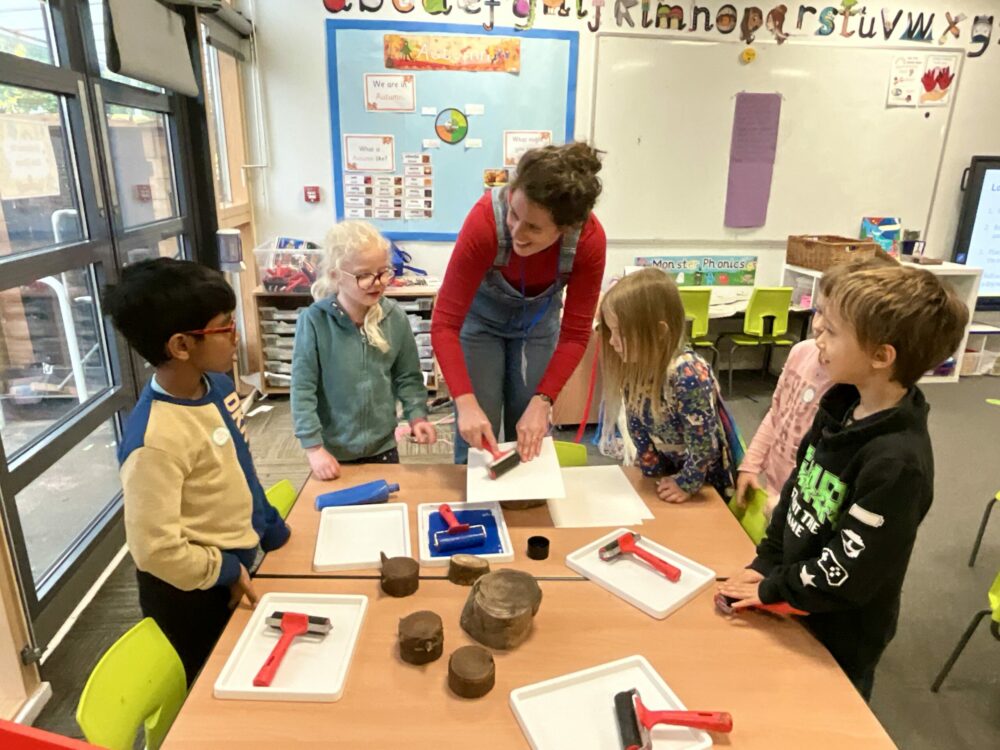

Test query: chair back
[743,287,793,338]
[554,440,587,467]
[265,478,298,519]
[679,288,712,340]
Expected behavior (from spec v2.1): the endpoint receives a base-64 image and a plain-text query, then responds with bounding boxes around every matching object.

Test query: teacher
[431,142,607,463]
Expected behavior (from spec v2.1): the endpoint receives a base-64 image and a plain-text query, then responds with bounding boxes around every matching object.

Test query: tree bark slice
[459,569,543,650]
[448,645,495,698]
[380,552,419,597]
[447,554,490,586]
[398,610,443,665]
[500,499,548,510]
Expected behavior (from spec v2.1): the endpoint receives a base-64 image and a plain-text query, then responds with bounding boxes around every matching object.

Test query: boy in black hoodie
[719,264,969,700]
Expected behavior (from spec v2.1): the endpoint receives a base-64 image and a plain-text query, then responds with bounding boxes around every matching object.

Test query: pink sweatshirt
[740,339,833,510]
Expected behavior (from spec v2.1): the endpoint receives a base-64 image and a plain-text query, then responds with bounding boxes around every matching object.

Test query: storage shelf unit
[253,286,442,396]
[783,262,982,384]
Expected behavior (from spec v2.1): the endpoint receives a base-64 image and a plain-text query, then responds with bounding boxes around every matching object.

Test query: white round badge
[802,387,816,404]
[212,427,230,446]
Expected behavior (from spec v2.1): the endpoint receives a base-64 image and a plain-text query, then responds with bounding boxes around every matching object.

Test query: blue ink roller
[433,504,487,552]
[315,479,400,510]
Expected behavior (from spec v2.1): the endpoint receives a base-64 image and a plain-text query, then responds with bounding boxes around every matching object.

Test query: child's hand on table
[735,471,762,508]
[656,477,692,503]
[229,565,259,610]
[718,568,764,609]
[409,417,437,444]
[306,446,341,480]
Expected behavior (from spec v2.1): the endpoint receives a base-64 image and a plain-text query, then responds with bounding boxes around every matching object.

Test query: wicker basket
[786,235,881,272]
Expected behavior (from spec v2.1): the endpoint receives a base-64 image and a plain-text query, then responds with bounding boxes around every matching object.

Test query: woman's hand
[656,477,692,503]
[409,418,437,444]
[306,446,341,481]
[516,396,552,461]
[456,394,498,454]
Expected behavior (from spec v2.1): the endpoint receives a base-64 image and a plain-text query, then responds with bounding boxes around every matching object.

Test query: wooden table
[163,578,896,749]
[256,464,757,581]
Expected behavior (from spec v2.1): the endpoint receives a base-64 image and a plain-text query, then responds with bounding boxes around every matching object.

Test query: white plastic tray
[416,500,514,567]
[510,655,711,750]
[214,592,367,702]
[565,529,716,620]
[313,502,411,572]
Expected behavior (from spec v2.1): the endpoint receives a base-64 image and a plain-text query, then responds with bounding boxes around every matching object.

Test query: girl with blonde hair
[291,221,435,479]
[599,268,733,502]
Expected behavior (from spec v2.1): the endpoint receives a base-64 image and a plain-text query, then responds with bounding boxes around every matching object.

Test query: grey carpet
[34,381,1000,748]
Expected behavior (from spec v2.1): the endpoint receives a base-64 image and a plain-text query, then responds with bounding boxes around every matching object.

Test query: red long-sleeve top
[432,192,607,400]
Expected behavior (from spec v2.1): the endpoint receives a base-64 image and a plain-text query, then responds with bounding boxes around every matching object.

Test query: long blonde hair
[598,269,686,432]
[311,221,391,353]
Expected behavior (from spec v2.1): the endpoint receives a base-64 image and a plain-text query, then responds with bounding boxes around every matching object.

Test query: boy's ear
[871,343,897,373]
[164,333,193,362]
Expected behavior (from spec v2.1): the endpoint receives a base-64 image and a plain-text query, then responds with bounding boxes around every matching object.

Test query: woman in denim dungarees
[431,144,607,463]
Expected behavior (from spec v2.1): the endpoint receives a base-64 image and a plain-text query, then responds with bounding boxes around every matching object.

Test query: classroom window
[0,267,112,458]
[104,105,177,229]
[87,0,163,93]
[123,233,185,263]
[0,85,86,256]
[14,416,121,593]
[0,0,57,65]
[201,33,248,209]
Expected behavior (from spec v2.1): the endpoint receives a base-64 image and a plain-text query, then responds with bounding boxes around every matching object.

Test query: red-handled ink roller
[614,689,732,749]
[253,611,332,688]
[487,446,521,480]
[433,504,487,552]
[599,532,682,582]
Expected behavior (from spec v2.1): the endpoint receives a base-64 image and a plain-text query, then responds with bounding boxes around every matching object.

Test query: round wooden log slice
[448,645,495,699]
[380,552,419,597]
[499,499,548,510]
[447,554,490,586]
[398,610,444,665]
[459,569,543,650]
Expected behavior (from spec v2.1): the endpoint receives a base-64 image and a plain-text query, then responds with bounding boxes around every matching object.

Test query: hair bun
[560,141,603,177]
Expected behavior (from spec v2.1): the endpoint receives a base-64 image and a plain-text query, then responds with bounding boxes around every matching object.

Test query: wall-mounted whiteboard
[590,36,963,243]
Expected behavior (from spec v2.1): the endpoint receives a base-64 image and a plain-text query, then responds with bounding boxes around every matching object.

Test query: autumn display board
[327,20,578,240]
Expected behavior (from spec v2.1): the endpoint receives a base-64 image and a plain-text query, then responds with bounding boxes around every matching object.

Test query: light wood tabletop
[163,577,895,749]
[256,464,757,580]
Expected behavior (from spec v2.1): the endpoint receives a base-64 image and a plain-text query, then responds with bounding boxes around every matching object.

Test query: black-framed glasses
[341,268,395,290]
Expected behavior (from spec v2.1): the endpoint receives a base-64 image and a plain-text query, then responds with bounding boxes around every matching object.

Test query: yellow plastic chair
[727,487,770,545]
[719,287,795,396]
[76,618,186,750]
[931,571,1000,692]
[679,287,719,368]
[554,440,587,467]
[969,490,999,566]
[266,478,298,519]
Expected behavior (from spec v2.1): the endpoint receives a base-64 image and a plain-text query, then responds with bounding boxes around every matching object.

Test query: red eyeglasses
[183,322,237,337]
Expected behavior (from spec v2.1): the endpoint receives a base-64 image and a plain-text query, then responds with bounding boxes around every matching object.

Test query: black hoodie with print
[749,384,934,684]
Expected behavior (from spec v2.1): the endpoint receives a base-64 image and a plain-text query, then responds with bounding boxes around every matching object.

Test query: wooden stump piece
[380,551,419,598]
[447,554,490,586]
[459,569,543,650]
[499,499,547,510]
[448,645,495,698]
[398,610,444,665]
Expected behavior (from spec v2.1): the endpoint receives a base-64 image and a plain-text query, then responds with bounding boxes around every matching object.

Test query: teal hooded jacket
[290,297,428,460]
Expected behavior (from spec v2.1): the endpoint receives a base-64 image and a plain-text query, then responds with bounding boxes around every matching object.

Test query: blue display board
[326,20,578,241]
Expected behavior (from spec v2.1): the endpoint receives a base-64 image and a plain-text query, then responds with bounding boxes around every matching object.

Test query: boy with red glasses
[105,258,289,685]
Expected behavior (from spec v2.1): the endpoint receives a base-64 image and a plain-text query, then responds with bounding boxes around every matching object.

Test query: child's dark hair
[509,142,603,227]
[103,258,236,366]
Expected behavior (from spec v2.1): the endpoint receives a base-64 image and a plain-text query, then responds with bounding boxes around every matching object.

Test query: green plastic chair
[727,487,769,545]
[554,440,587,467]
[679,287,718,367]
[76,618,186,750]
[969,489,999,566]
[931,570,1000,692]
[720,287,795,396]
[266,478,298,519]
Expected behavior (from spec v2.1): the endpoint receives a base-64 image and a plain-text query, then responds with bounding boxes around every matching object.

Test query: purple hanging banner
[724,92,782,228]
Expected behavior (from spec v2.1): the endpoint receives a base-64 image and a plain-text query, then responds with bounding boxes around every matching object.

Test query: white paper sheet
[466,437,565,503]
[547,466,653,528]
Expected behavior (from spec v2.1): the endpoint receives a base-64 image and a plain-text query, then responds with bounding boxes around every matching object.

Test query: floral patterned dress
[626,346,733,499]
